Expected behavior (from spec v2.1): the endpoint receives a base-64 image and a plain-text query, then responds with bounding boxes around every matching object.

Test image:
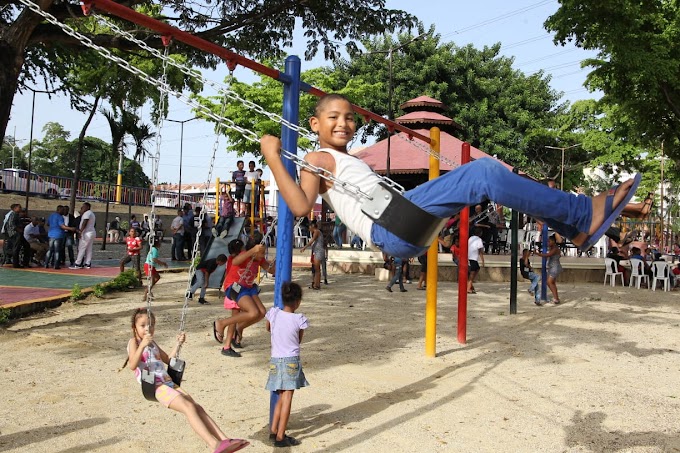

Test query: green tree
[198,28,567,174]
[544,0,680,163]
[1,0,415,149]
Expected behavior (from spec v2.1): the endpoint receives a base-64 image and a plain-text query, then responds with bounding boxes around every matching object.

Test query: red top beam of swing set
[80,0,432,145]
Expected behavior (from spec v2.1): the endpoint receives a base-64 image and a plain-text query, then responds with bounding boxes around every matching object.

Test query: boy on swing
[261,94,646,258]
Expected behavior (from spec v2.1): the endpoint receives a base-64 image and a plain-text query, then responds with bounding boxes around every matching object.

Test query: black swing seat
[361,182,449,249]
[140,358,186,402]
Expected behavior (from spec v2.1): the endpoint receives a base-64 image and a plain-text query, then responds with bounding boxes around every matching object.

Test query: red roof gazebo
[353,95,515,189]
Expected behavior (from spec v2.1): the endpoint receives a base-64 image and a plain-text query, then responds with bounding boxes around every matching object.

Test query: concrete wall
[310,250,608,283]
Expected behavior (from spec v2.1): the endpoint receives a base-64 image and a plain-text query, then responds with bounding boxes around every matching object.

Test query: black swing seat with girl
[141,355,185,401]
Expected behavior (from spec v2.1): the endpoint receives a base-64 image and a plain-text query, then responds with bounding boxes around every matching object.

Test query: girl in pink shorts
[125,308,249,453]
[214,236,274,357]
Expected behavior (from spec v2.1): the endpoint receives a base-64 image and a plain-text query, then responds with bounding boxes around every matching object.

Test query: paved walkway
[0,257,190,308]
[0,239,190,308]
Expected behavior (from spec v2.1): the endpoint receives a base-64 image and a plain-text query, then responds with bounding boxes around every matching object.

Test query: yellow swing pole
[215,177,220,224]
[425,127,441,358]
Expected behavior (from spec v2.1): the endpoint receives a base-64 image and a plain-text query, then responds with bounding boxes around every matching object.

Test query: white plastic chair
[651,261,671,292]
[294,225,308,248]
[604,258,624,287]
[628,258,650,289]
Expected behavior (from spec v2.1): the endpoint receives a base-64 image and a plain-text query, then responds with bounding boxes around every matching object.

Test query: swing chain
[24,0,404,202]
[144,44,172,314]
[175,74,234,357]
[92,12,317,142]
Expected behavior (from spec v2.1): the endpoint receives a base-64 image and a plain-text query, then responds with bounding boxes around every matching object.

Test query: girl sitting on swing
[125,308,249,453]
[261,94,646,259]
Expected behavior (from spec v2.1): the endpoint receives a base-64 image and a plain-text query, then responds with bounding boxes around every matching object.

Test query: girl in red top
[213,232,274,356]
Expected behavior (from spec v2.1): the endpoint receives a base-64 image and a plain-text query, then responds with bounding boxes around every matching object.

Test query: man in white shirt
[467,227,485,294]
[24,216,48,264]
[171,209,185,260]
[71,202,96,269]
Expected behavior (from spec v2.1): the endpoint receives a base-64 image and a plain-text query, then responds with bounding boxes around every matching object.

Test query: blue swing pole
[270,55,302,428]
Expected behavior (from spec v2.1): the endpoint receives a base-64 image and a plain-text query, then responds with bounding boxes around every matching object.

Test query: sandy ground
[1,271,680,453]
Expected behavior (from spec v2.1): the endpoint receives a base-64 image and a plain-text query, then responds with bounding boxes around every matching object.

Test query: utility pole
[369,31,429,178]
[544,143,582,190]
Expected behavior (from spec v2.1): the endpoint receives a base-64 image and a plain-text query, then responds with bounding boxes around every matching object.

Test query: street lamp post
[544,143,582,190]
[370,31,429,178]
[167,117,198,205]
[25,86,55,211]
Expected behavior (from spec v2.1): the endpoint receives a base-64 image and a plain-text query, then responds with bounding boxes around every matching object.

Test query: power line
[503,34,550,50]
[440,0,553,39]
[516,48,577,66]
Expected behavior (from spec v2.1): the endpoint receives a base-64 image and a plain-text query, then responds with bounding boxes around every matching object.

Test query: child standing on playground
[535,234,563,304]
[520,248,541,306]
[300,219,326,289]
[143,238,168,301]
[125,308,249,453]
[261,93,644,259]
[265,281,308,448]
[120,228,143,284]
[232,161,247,216]
[214,232,274,356]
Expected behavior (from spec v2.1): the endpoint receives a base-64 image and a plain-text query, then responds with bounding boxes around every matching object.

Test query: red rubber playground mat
[0,266,119,307]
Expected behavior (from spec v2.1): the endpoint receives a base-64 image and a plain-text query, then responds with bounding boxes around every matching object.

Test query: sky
[6,0,600,187]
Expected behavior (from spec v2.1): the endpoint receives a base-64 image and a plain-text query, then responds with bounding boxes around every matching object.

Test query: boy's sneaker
[198,298,209,305]
[84,263,91,268]
[69,264,83,269]
[221,347,241,357]
[220,229,229,238]
[185,291,193,300]
[211,227,218,237]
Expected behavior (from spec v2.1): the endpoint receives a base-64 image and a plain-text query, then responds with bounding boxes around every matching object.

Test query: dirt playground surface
[1,271,679,452]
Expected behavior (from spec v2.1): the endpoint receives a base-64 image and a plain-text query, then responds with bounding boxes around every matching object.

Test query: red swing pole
[457,142,471,344]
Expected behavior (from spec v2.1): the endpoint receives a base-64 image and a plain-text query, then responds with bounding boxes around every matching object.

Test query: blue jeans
[332,224,346,247]
[46,237,64,268]
[172,233,185,260]
[526,271,540,302]
[371,158,592,258]
[61,235,75,265]
[387,257,405,290]
[190,270,207,298]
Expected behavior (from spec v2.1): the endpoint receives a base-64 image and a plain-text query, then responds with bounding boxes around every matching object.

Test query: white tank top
[317,149,383,249]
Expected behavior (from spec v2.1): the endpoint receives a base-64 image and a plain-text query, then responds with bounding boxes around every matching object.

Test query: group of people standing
[1,202,96,269]
[231,160,263,218]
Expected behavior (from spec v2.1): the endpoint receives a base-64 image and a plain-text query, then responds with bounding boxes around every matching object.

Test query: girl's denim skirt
[265,356,309,391]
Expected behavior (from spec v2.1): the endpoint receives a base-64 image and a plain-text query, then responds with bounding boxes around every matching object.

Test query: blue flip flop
[578,173,642,252]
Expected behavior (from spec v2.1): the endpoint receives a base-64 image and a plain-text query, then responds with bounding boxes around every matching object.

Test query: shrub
[70,284,85,303]
[0,308,10,325]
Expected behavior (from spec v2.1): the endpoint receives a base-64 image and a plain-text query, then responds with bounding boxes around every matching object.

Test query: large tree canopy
[545,0,680,164]
[1,0,415,146]
[201,29,571,176]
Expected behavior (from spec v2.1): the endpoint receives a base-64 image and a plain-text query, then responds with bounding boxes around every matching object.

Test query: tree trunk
[70,95,100,213]
[0,0,56,147]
